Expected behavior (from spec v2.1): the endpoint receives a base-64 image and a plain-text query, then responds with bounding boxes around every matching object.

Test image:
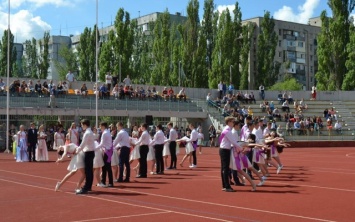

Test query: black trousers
[119,147,130,181]
[191,150,197,165]
[83,151,95,191]
[219,148,231,189]
[28,143,36,161]
[154,144,164,173]
[139,145,149,177]
[101,153,113,185]
[169,141,177,168]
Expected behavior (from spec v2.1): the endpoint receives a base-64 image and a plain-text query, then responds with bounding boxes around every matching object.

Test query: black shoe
[76,189,88,195]
[225,188,236,192]
[157,172,164,175]
[235,182,245,186]
[136,175,147,178]
[230,181,235,185]
[123,179,130,183]
[116,179,123,183]
[108,184,114,187]
[166,167,173,170]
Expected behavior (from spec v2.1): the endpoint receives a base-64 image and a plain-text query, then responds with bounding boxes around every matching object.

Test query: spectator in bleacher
[35,80,43,97]
[27,80,35,96]
[0,78,5,95]
[283,112,290,122]
[222,81,227,96]
[244,92,250,103]
[273,108,281,120]
[277,91,283,104]
[228,82,234,95]
[259,84,265,100]
[119,85,125,99]
[81,83,88,98]
[282,100,290,112]
[249,92,256,104]
[247,106,253,117]
[269,101,275,111]
[48,85,58,108]
[323,108,329,119]
[282,91,288,102]
[105,72,112,91]
[62,82,68,94]
[326,118,333,133]
[316,116,323,128]
[206,92,211,102]
[311,85,317,100]
[287,92,294,104]
[152,86,158,100]
[222,101,232,117]
[139,87,146,100]
[57,81,64,97]
[19,80,27,95]
[299,98,307,110]
[129,85,135,97]
[168,87,175,101]
[276,125,283,137]
[42,81,49,96]
[66,70,75,89]
[123,85,130,98]
[177,88,187,102]
[334,121,342,134]
[123,75,131,86]
[260,101,266,112]
[308,118,315,135]
[285,120,293,136]
[329,108,337,120]
[218,81,223,99]
[162,87,168,101]
[294,119,302,135]
[99,84,109,99]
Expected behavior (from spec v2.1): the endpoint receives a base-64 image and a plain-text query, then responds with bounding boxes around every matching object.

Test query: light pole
[119,55,122,83]
[229,65,233,84]
[4,0,10,153]
[178,61,181,87]
[95,0,98,129]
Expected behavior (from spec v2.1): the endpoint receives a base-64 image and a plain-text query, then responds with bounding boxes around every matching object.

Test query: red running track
[1,147,355,222]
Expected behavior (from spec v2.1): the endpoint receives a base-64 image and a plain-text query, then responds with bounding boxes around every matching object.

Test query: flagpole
[95,0,98,129]
[4,0,10,153]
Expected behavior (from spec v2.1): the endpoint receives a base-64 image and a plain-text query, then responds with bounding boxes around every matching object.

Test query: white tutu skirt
[197,139,203,146]
[111,149,119,166]
[147,145,155,161]
[252,148,266,164]
[230,150,252,171]
[93,149,104,168]
[67,151,85,171]
[130,145,140,161]
[185,142,194,154]
[163,143,170,156]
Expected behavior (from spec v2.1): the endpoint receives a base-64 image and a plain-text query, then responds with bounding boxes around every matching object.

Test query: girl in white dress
[69,122,79,145]
[53,126,65,153]
[93,140,105,187]
[36,125,49,161]
[147,138,156,175]
[162,138,170,170]
[55,143,85,191]
[197,128,204,154]
[16,125,29,162]
[129,130,141,175]
[176,131,194,167]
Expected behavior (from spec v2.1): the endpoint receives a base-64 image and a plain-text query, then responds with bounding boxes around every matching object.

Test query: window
[279,40,282,47]
[310,77,313,82]
[287,51,295,58]
[310,44,313,51]
[279,29,282,35]
[298,42,304,47]
[279,51,282,57]
[287,41,294,46]
[310,66,313,73]
[310,55,313,61]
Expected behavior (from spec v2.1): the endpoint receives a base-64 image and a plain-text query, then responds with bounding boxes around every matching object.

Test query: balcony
[296,69,306,75]
[296,36,305,41]
[283,34,296,40]
[296,58,306,64]
[287,46,296,51]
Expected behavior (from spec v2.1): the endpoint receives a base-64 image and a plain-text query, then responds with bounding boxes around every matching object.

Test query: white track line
[71,212,170,222]
[0,178,232,222]
[0,171,335,222]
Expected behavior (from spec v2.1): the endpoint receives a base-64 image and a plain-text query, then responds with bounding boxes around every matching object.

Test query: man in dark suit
[27,122,38,162]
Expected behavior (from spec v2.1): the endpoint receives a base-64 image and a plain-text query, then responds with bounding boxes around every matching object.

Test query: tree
[38,31,50,79]
[77,27,97,81]
[316,0,355,90]
[201,0,215,70]
[98,30,114,82]
[231,2,243,88]
[0,29,16,77]
[54,45,78,80]
[22,38,38,78]
[240,23,255,89]
[269,77,303,91]
[256,11,278,88]
[343,25,355,90]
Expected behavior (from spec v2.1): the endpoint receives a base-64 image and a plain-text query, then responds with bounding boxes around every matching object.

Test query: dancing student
[165,122,178,169]
[149,124,165,175]
[36,125,49,161]
[230,121,245,186]
[264,132,285,174]
[248,134,269,179]
[93,139,105,187]
[74,119,96,195]
[133,123,150,178]
[96,122,113,187]
[65,132,70,145]
[27,122,38,162]
[113,122,131,182]
[219,117,243,192]
[129,131,140,176]
[16,125,29,162]
[197,128,204,154]
[69,122,79,145]
[55,143,85,192]
[110,124,119,180]
[184,123,198,168]
[177,131,193,167]
[147,138,156,175]
[54,126,65,159]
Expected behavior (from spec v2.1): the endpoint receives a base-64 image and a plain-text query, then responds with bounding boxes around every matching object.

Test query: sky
[0,0,334,43]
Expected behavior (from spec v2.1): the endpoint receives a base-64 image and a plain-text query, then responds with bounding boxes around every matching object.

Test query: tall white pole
[95,0,98,129]
[4,0,10,153]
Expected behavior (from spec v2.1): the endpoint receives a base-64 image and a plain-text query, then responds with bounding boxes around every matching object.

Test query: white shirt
[123,77,131,86]
[219,126,242,150]
[253,127,263,143]
[150,130,165,145]
[66,73,75,82]
[77,128,95,152]
[135,130,150,146]
[334,122,342,129]
[231,128,239,142]
[263,127,271,137]
[240,124,248,142]
[186,129,198,143]
[166,128,178,142]
[218,83,223,91]
[96,129,112,151]
[106,74,112,84]
[197,133,204,139]
[113,129,130,148]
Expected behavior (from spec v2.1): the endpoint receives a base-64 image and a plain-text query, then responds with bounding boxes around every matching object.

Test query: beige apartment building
[243,17,321,90]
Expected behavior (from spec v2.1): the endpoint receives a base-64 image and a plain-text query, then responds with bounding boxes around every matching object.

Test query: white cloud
[0,10,51,42]
[274,0,320,24]
[1,0,75,9]
[216,4,235,16]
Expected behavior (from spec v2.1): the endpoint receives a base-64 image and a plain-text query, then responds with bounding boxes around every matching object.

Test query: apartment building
[243,17,321,90]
